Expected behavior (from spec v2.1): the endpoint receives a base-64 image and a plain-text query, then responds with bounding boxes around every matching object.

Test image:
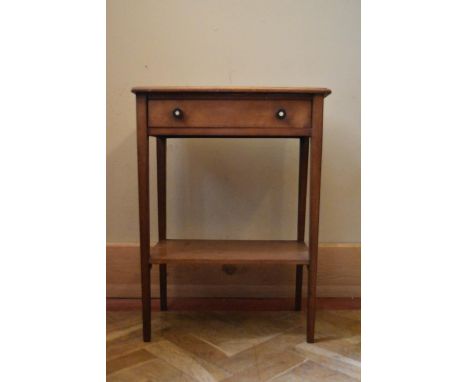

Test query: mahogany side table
[132,86,331,343]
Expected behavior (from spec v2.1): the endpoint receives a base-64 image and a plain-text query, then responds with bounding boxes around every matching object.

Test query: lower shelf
[150,240,309,265]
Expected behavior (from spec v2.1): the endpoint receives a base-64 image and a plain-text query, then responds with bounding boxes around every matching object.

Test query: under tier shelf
[150,240,309,265]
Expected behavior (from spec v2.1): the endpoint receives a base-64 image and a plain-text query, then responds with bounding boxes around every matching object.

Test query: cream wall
[107,0,360,244]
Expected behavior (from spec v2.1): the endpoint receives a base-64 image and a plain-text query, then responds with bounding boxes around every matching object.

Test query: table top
[131,86,331,96]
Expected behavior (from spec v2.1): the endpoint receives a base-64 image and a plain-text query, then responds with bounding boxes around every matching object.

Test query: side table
[132,86,331,343]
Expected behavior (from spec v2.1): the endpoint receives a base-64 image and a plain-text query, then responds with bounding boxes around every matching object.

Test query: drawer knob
[276,109,287,120]
[172,108,183,119]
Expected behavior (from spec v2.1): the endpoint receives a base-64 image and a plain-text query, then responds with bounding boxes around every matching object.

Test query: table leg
[296,137,309,310]
[295,265,303,310]
[307,95,324,343]
[136,94,151,342]
[156,137,168,311]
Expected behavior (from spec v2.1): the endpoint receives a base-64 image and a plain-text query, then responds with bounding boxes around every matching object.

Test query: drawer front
[147,99,311,128]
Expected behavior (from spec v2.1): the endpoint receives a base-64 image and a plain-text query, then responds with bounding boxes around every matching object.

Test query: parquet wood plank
[220,352,305,382]
[216,326,306,373]
[147,339,228,382]
[294,342,361,380]
[106,349,155,375]
[106,310,360,381]
[272,360,356,382]
[108,358,195,382]
[161,327,230,367]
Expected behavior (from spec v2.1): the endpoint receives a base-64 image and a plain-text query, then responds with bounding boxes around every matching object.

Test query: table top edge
[131,86,331,96]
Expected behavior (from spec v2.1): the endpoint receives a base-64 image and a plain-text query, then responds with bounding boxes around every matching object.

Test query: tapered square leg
[294,265,303,310]
[141,265,151,342]
[307,95,324,343]
[156,137,168,311]
[159,264,167,311]
[306,264,317,343]
[136,94,152,341]
[296,137,309,311]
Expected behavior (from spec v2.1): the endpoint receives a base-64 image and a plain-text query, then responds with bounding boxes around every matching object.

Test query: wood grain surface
[151,240,309,265]
[107,309,360,381]
[147,127,312,137]
[148,99,311,129]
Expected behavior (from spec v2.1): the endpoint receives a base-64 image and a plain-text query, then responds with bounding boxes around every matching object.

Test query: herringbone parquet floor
[107,309,361,381]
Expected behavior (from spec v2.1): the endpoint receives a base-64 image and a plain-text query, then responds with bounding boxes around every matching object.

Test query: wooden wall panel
[107,243,360,298]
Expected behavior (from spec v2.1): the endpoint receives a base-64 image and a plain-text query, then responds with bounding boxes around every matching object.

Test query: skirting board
[107,243,360,298]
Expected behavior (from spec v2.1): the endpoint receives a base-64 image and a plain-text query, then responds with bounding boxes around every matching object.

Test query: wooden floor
[107,308,361,381]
